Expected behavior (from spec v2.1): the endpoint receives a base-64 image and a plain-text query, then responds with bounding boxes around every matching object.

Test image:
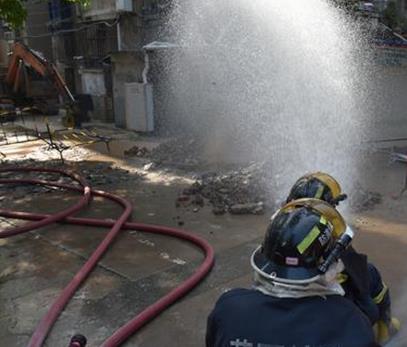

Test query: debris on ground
[82,164,139,186]
[0,160,143,204]
[349,185,382,212]
[179,163,268,215]
[143,162,156,171]
[3,144,94,162]
[2,132,383,216]
[229,202,264,215]
[149,137,202,167]
[124,145,150,158]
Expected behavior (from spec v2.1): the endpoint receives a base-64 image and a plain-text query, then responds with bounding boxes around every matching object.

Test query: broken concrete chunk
[192,194,205,207]
[212,207,226,215]
[230,202,264,215]
[143,162,155,171]
[178,162,270,215]
[124,145,150,157]
[349,185,382,212]
[177,195,190,202]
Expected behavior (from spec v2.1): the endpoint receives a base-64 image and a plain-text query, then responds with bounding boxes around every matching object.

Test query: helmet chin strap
[252,263,345,299]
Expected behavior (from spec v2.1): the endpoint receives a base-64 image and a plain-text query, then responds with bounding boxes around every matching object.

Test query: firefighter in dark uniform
[285,172,400,344]
[206,199,378,347]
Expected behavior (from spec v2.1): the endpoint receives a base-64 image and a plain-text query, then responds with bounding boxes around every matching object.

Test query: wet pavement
[1,125,407,346]
[0,155,270,347]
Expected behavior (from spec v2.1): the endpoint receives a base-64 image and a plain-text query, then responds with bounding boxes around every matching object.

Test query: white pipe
[117,21,122,51]
[142,50,150,84]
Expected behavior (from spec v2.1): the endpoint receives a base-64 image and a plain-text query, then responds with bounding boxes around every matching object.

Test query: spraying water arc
[158,0,374,200]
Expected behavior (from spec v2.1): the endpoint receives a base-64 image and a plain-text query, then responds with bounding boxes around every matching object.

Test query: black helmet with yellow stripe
[252,198,346,281]
[286,172,347,206]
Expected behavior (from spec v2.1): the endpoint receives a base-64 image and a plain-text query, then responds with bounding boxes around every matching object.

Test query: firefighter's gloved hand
[374,317,400,345]
[354,295,380,325]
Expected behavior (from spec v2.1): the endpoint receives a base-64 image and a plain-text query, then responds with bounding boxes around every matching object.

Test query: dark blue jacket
[206,288,378,347]
[341,249,391,325]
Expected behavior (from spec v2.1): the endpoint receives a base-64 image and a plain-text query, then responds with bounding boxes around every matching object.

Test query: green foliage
[0,0,91,29]
[66,0,91,9]
[382,1,400,29]
[0,0,27,29]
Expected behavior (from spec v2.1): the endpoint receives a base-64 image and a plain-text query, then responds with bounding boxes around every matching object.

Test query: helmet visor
[309,172,342,199]
[282,198,346,238]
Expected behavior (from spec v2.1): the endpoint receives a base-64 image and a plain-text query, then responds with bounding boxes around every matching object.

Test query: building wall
[72,13,118,122]
[78,0,117,21]
[25,0,76,90]
[25,1,53,60]
[0,39,9,68]
[75,23,118,66]
[119,14,144,51]
[71,0,165,126]
[79,68,114,122]
[398,0,407,17]
[373,0,388,11]
[111,52,145,127]
[74,0,154,126]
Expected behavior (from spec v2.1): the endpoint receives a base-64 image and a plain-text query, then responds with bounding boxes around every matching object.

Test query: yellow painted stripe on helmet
[320,216,327,225]
[312,172,342,199]
[314,185,324,199]
[283,198,346,239]
[297,226,320,254]
[373,283,388,304]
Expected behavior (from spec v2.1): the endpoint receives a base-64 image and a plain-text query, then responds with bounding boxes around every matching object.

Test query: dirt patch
[178,163,269,215]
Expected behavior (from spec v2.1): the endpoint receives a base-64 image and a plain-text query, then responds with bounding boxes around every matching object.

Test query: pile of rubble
[124,145,150,158]
[176,164,384,215]
[122,137,203,168]
[149,137,202,167]
[178,163,270,215]
[349,186,382,212]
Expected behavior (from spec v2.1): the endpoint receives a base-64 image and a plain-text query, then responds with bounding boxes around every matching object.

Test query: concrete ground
[1,135,407,347]
[0,138,273,347]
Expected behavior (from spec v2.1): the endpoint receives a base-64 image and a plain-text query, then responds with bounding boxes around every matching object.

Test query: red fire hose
[0,167,215,347]
[0,167,92,238]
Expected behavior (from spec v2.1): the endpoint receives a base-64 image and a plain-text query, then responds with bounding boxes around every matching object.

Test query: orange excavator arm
[5,42,75,104]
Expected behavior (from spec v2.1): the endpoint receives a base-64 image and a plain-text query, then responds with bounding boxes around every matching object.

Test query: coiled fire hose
[0,167,215,347]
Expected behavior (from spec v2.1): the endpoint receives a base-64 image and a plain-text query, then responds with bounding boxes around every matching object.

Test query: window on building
[76,23,118,68]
